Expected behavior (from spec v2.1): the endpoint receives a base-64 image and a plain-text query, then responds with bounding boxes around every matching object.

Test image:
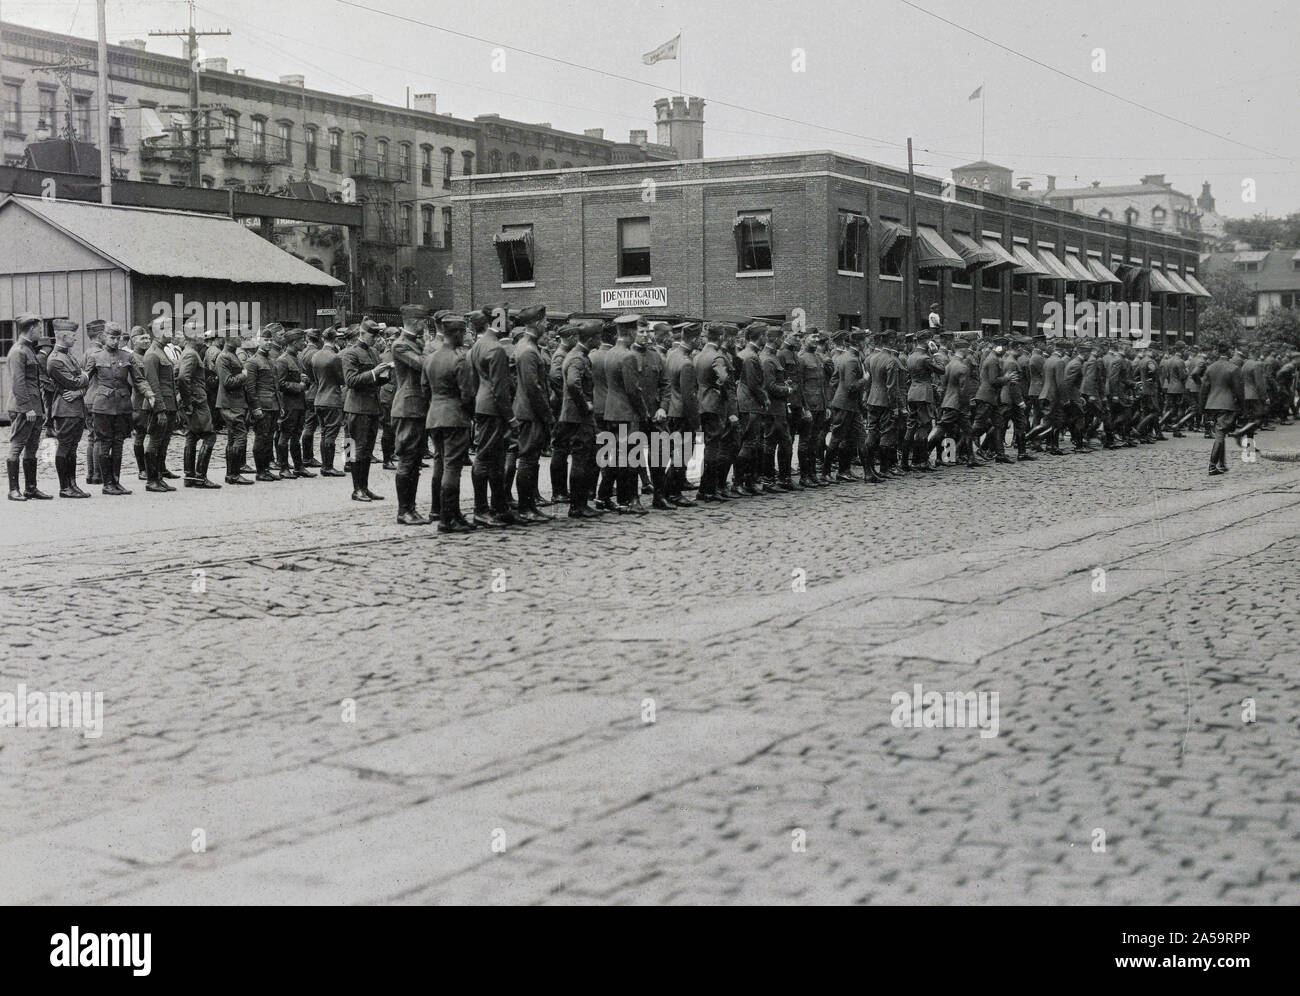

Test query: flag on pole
[642,34,681,65]
[968,84,984,101]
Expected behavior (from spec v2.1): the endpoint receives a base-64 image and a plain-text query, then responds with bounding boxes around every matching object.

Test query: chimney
[1016,179,1032,191]
[537,123,551,129]
[1140,173,1166,187]
[414,92,436,114]
[1046,174,1056,192]
[1091,180,1101,188]
[630,129,647,147]
[279,73,304,87]
[584,128,604,140]
[118,38,147,51]
[1198,181,1216,213]
[200,57,228,73]
[350,93,374,102]
[232,68,246,76]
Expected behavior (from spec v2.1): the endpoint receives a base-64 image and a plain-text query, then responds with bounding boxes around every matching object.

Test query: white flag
[642,34,681,65]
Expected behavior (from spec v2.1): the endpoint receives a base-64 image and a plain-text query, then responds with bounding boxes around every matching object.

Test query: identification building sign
[599,286,668,310]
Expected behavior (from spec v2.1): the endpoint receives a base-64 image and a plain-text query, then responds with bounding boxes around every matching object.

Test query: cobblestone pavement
[1,425,1298,904]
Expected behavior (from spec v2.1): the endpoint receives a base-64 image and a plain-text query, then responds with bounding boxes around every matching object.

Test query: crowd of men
[6,307,1299,526]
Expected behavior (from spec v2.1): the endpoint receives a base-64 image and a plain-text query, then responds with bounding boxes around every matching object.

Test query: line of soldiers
[7,306,1299,508]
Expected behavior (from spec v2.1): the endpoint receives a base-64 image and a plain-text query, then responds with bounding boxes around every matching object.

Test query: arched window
[561,161,572,169]
[1098,208,1112,221]
[400,204,412,244]
[488,149,503,173]
[544,159,556,170]
[1124,207,1139,225]
[421,205,434,246]
[441,147,453,186]
[304,125,318,168]
[397,142,411,181]
[401,268,417,302]
[525,156,539,171]
[376,138,389,175]
[462,150,474,175]
[507,152,521,171]
[1151,205,1166,227]
[351,134,365,173]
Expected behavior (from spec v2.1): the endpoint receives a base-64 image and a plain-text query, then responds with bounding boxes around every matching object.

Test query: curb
[1260,449,1300,462]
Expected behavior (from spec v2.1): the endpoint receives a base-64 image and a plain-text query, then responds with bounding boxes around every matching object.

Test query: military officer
[422,311,476,533]
[511,304,555,523]
[1200,344,1244,475]
[1000,336,1035,461]
[555,319,604,519]
[43,319,91,498]
[82,319,107,485]
[274,330,315,479]
[85,322,147,495]
[827,329,867,481]
[734,321,769,495]
[602,313,650,513]
[244,329,282,482]
[972,335,1011,463]
[636,320,672,508]
[7,315,50,500]
[591,321,618,508]
[935,341,982,468]
[215,329,254,485]
[664,322,701,505]
[389,304,432,524]
[310,328,347,477]
[299,328,323,467]
[142,317,181,492]
[693,322,734,502]
[340,317,393,502]
[797,331,831,486]
[468,306,520,526]
[547,323,572,505]
[177,320,221,488]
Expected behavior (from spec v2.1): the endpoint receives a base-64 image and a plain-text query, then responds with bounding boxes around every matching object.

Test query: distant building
[1035,174,1207,243]
[1201,248,1300,327]
[951,160,1015,196]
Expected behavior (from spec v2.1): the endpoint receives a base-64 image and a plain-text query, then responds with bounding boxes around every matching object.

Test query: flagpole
[981,82,985,160]
[678,30,683,98]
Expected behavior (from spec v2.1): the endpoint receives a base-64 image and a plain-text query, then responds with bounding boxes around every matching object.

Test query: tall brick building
[453,151,1208,341]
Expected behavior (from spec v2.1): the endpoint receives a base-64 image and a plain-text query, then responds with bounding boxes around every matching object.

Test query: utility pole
[35,46,93,173]
[95,0,111,203]
[149,0,229,186]
[906,137,918,334]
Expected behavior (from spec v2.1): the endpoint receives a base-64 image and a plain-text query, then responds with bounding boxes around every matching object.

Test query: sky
[5,0,1298,217]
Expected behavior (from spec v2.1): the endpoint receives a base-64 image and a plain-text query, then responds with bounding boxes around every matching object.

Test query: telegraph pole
[95,0,111,203]
[149,0,229,186]
[906,137,919,334]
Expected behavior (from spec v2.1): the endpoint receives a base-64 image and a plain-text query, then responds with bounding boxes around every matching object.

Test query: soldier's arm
[711,355,729,387]
[392,339,423,374]
[176,355,196,410]
[341,351,376,389]
[457,357,477,412]
[277,359,304,394]
[47,352,89,392]
[564,357,589,415]
[489,348,513,417]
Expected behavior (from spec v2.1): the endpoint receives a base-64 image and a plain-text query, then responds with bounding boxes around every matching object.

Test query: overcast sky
[8,0,1297,217]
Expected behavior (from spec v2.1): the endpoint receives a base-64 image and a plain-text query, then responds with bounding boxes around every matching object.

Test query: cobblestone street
[2,427,1298,905]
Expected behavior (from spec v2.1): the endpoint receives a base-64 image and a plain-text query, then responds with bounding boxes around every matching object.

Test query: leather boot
[108,449,131,495]
[7,458,25,501]
[145,453,169,492]
[193,442,222,488]
[183,437,198,484]
[134,440,147,479]
[22,458,51,499]
[85,442,101,484]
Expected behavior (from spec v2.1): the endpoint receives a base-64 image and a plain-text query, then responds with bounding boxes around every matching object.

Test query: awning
[1164,271,1199,297]
[140,106,168,141]
[1010,243,1049,276]
[1035,248,1075,282]
[948,231,997,267]
[1061,253,1096,282]
[493,230,533,246]
[877,221,912,257]
[980,237,1021,270]
[1183,272,1212,298]
[1232,250,1268,264]
[915,227,966,269]
[1148,268,1180,295]
[733,213,770,231]
[1085,257,1123,284]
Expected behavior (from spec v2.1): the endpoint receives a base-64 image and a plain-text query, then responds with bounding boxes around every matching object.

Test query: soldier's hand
[654,407,667,423]
[728,414,739,425]
[252,408,264,420]
[60,390,79,403]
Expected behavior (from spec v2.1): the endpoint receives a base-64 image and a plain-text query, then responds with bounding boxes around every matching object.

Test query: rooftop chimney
[414,92,436,114]
[119,38,147,51]
[1046,174,1056,192]
[232,68,246,76]
[584,128,604,140]
[1016,179,1032,191]
[350,93,374,102]
[1140,173,1167,187]
[1091,179,1101,187]
[200,57,228,73]
[537,123,552,129]
[279,73,304,87]
[630,129,647,147]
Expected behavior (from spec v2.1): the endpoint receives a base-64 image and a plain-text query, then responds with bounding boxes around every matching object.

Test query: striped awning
[1183,272,1212,298]
[980,237,1022,270]
[1085,257,1123,284]
[1164,271,1199,297]
[915,227,966,269]
[1035,248,1076,282]
[948,231,997,267]
[1061,253,1097,282]
[493,229,533,245]
[1148,268,1180,295]
[1011,244,1049,276]
[877,221,912,256]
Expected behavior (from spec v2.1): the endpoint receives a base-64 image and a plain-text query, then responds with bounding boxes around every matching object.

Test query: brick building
[453,151,1207,341]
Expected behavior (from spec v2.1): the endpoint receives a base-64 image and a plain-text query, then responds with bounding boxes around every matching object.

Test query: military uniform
[6,320,47,499]
[244,344,281,480]
[665,332,700,502]
[143,339,180,490]
[298,333,321,466]
[85,328,146,494]
[797,341,831,484]
[511,307,554,521]
[44,321,91,497]
[215,341,253,484]
[1201,355,1243,473]
[635,331,670,506]
[759,342,794,488]
[178,339,221,487]
[274,334,313,477]
[735,337,768,493]
[310,338,346,475]
[468,322,514,521]
[693,333,733,501]
[340,323,390,501]
[391,311,432,523]
[602,329,649,509]
[423,321,476,531]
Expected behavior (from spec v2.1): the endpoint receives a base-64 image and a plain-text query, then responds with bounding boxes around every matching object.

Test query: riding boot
[23,458,51,499]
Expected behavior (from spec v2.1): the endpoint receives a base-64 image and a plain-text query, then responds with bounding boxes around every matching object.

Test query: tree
[1199,266,1253,316]
[1223,213,1300,249]
[1196,302,1244,355]
[1252,307,1300,352]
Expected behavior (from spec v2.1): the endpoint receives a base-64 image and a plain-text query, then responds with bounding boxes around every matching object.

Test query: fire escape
[351,152,403,308]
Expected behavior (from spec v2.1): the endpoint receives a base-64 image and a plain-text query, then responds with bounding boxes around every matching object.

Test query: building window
[251,116,266,150]
[462,150,474,175]
[421,205,434,246]
[38,88,56,134]
[109,110,124,147]
[1151,205,1166,228]
[398,142,411,181]
[878,219,908,278]
[879,317,901,332]
[507,152,521,171]
[488,149,503,172]
[400,204,412,244]
[734,211,773,273]
[304,126,318,167]
[73,94,91,140]
[376,138,389,176]
[441,147,453,187]
[442,207,452,248]
[277,121,291,162]
[224,111,239,144]
[420,145,433,184]
[3,82,20,134]
[838,315,860,331]
[401,268,417,302]
[981,262,1001,291]
[352,134,365,173]
[495,224,534,283]
[328,130,341,171]
[618,217,651,277]
[1124,207,1139,225]
[1098,208,1112,221]
[561,160,572,169]
[543,158,555,170]
[837,210,868,273]
[524,156,539,171]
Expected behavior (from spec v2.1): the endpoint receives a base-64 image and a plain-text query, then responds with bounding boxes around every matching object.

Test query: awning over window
[1182,272,1212,298]
[1084,257,1123,284]
[733,213,770,232]
[877,221,912,257]
[1010,244,1049,276]
[979,237,1021,270]
[140,107,168,141]
[948,231,997,267]
[1164,271,1199,297]
[493,229,533,246]
[1062,253,1096,282]
[1148,268,1180,295]
[1034,248,1075,282]
[915,227,965,269]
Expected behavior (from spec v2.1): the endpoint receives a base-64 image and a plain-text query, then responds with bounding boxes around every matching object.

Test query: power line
[892,0,1293,163]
